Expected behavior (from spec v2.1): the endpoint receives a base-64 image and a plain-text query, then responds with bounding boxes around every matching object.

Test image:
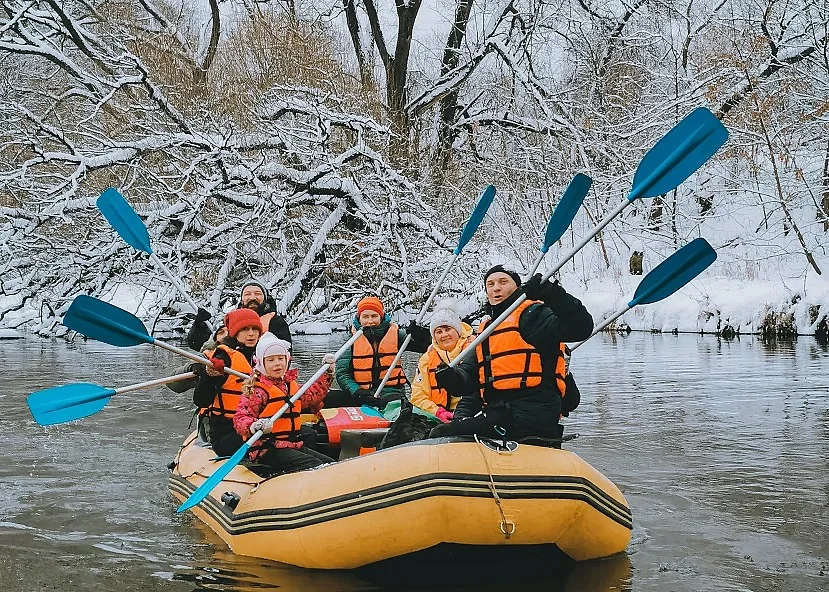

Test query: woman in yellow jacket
[410,304,473,423]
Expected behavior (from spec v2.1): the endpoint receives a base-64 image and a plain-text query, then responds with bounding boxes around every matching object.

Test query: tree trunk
[193,0,220,88]
[343,0,375,93]
[363,0,423,165]
[435,0,475,171]
[822,136,829,232]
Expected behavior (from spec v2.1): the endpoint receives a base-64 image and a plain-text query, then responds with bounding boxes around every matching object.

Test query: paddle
[176,330,364,513]
[97,188,202,315]
[570,238,717,351]
[450,107,728,368]
[369,184,496,399]
[27,372,196,426]
[62,295,247,379]
[525,173,592,278]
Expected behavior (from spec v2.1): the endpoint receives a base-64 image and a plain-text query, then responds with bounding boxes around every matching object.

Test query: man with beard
[429,265,592,442]
[186,281,291,351]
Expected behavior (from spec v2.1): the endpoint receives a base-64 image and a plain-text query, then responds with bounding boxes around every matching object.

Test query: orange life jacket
[425,337,473,408]
[206,345,251,418]
[260,311,274,332]
[197,347,218,417]
[351,325,407,389]
[257,379,303,442]
[553,343,568,402]
[475,300,566,398]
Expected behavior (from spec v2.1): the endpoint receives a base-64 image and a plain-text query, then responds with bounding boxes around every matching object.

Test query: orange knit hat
[224,308,263,338]
[356,296,384,317]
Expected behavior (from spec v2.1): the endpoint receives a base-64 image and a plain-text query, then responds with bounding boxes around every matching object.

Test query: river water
[1,332,827,591]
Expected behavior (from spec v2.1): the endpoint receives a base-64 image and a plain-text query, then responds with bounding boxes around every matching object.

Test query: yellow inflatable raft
[168,433,631,569]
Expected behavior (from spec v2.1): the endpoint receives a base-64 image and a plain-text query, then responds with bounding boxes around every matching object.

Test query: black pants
[323,388,399,410]
[208,417,244,457]
[255,445,334,475]
[429,410,564,447]
[429,410,511,440]
[322,388,358,408]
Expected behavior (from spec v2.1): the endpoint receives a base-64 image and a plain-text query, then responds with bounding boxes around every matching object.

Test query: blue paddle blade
[97,188,153,254]
[629,238,716,307]
[64,295,154,347]
[454,184,496,254]
[541,173,591,253]
[629,108,728,201]
[177,441,252,513]
[27,383,115,426]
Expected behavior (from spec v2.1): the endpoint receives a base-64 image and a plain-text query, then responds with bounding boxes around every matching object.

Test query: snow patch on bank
[2,271,827,338]
[575,271,829,336]
[0,328,24,339]
[291,321,334,335]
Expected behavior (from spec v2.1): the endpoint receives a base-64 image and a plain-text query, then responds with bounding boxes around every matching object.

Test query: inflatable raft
[168,431,631,569]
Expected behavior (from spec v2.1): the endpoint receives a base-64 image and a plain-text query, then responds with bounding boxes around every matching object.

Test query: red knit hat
[356,296,384,317]
[224,308,263,338]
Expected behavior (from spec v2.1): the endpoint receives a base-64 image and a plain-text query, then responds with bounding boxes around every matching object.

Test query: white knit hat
[429,303,463,338]
[254,332,291,374]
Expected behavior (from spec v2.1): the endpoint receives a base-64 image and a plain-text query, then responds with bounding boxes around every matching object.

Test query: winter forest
[0,0,827,339]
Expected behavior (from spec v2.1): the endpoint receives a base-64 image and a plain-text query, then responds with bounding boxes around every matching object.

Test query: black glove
[356,389,381,408]
[434,363,464,395]
[186,320,212,351]
[194,307,212,323]
[523,273,567,308]
[405,320,432,346]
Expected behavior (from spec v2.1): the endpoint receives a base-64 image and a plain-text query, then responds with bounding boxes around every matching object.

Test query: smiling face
[358,310,382,327]
[433,325,461,351]
[485,272,518,305]
[236,325,261,347]
[263,354,289,379]
[241,285,265,309]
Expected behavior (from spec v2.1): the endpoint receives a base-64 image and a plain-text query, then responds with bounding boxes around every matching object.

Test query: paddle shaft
[371,254,458,397]
[526,250,547,279]
[450,198,631,368]
[177,330,365,513]
[56,372,195,410]
[116,372,196,394]
[569,306,631,352]
[149,253,201,314]
[153,340,249,380]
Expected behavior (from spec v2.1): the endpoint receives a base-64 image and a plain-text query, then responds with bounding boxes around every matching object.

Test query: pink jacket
[233,368,331,450]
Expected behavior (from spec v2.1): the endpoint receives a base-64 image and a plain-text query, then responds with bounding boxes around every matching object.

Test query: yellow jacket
[410,322,474,415]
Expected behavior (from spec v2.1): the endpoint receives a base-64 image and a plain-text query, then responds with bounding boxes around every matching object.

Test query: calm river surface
[1,332,827,591]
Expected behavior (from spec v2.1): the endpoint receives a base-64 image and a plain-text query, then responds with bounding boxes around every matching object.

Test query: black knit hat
[483,265,522,288]
[239,280,270,302]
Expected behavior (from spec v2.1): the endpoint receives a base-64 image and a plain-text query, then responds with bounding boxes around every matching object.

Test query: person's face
[433,325,460,351]
[358,310,382,327]
[236,326,260,347]
[215,327,228,342]
[263,354,288,379]
[242,286,265,309]
[485,272,518,305]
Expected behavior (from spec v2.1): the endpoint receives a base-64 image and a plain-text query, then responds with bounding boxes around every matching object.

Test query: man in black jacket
[430,266,592,441]
[186,281,291,351]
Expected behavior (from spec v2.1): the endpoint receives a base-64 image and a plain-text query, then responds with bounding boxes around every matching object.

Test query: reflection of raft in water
[168,432,632,570]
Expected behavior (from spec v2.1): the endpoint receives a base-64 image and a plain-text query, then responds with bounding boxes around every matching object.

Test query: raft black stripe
[169,473,633,532]
[170,472,632,522]
[169,478,633,534]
